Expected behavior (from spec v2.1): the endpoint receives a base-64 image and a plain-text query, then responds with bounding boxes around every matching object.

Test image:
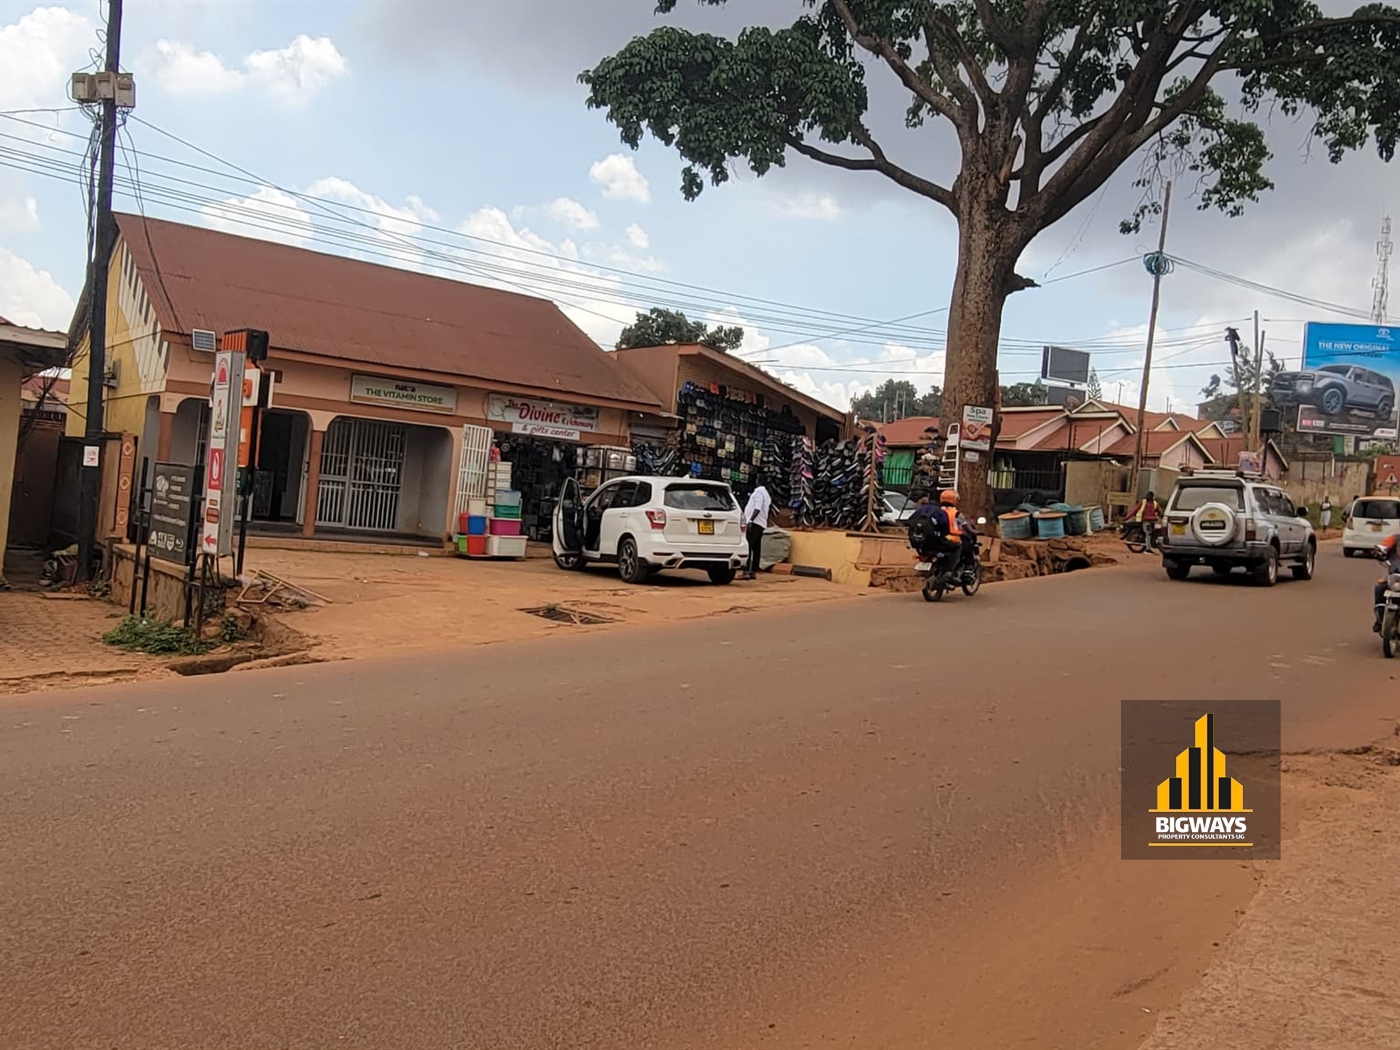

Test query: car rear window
[1172,485,1244,512]
[1354,499,1400,520]
[664,484,736,511]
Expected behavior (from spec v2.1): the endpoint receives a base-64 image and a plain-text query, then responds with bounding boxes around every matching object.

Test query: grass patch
[102,616,212,656]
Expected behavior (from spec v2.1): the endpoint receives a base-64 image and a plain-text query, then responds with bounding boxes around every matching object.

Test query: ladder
[938,423,960,491]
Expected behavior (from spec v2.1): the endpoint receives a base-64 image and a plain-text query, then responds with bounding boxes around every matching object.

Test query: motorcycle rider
[1374,533,1400,632]
[931,489,967,574]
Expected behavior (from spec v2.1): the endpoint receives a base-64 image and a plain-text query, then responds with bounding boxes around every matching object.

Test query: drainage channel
[521,605,616,626]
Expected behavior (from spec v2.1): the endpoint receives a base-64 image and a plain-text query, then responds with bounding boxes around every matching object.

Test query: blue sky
[2,0,1395,413]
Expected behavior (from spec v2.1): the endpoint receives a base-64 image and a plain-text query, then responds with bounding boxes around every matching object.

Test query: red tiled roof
[112,213,662,410]
[1033,416,1124,452]
[876,415,941,445]
[996,408,1065,440]
[21,375,69,402]
[1105,429,1202,457]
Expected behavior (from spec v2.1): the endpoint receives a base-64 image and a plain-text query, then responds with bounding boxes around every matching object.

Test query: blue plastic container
[466,515,488,536]
[1034,511,1067,539]
[1052,502,1089,536]
[999,511,1033,540]
[495,489,523,508]
[1087,505,1105,532]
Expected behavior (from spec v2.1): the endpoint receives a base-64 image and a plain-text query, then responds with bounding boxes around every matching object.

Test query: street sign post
[148,462,195,565]
[200,345,245,557]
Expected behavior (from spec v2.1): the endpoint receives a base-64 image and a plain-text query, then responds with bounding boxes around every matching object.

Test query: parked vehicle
[880,492,917,525]
[1119,519,1162,554]
[551,475,747,584]
[1270,364,1396,419]
[908,514,986,602]
[1377,560,1400,659]
[1158,470,1315,586]
[1342,496,1400,557]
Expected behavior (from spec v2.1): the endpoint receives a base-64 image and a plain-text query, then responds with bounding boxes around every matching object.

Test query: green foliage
[1001,381,1048,407]
[1088,368,1103,400]
[102,617,211,656]
[616,307,745,353]
[851,378,942,420]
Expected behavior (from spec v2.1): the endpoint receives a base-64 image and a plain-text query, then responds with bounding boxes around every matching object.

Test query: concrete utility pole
[76,0,124,581]
[1130,180,1172,498]
[1249,309,1265,450]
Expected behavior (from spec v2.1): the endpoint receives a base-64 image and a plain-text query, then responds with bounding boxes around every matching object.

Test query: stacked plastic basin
[487,461,527,558]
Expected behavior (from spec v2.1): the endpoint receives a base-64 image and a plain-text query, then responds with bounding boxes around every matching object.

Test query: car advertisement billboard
[1273,322,1399,439]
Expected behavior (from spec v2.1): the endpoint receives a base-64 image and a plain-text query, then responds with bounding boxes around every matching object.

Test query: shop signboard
[487,394,600,442]
[201,349,244,557]
[149,462,195,565]
[350,374,458,414]
[961,405,994,452]
[1287,322,1399,439]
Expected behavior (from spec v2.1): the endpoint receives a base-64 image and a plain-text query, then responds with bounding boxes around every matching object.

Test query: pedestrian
[740,475,772,580]
[1130,490,1161,552]
[1321,495,1333,530]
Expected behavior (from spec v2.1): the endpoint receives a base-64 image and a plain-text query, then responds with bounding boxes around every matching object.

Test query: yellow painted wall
[66,236,170,440]
[0,353,22,568]
[787,529,871,588]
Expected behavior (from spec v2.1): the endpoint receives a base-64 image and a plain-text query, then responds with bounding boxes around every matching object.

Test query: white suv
[552,475,748,584]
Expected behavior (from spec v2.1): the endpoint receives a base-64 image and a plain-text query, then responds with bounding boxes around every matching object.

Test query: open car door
[552,476,586,570]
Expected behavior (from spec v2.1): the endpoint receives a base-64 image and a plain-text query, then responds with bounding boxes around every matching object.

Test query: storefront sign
[961,405,994,451]
[350,374,458,414]
[201,348,244,557]
[487,395,600,441]
[149,462,195,565]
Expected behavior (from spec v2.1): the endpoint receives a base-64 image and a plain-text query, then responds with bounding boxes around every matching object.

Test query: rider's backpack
[907,513,938,550]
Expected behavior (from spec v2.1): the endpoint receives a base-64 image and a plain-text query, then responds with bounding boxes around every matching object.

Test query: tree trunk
[942,202,1022,522]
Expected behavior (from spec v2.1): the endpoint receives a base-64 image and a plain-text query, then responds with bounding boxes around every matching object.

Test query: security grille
[317,418,407,531]
[454,423,495,519]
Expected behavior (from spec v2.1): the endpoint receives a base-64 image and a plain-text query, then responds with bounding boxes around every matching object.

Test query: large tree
[581,0,1400,513]
[616,307,746,352]
[851,378,943,420]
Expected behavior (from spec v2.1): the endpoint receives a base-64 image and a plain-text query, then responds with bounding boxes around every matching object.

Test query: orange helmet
[940,489,959,506]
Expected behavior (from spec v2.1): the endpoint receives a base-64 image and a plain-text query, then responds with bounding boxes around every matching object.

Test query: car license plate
[914,561,932,572]
[1170,523,1186,536]
[1372,523,1383,531]
[698,520,714,535]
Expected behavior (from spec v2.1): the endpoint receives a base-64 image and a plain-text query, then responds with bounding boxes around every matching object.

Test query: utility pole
[76,0,124,582]
[1247,310,1264,449]
[1130,180,1172,498]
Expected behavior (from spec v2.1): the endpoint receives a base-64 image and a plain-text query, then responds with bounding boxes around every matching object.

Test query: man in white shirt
[740,477,772,580]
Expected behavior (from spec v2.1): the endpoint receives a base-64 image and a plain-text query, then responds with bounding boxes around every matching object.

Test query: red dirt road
[2,547,1396,1049]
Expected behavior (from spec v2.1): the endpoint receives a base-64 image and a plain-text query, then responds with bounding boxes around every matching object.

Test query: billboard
[1041,345,1091,386]
[1277,322,1399,439]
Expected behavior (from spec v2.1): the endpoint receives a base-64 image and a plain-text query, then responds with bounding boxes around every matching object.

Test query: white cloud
[0,7,93,113]
[625,223,649,249]
[0,247,75,330]
[148,39,244,96]
[304,177,438,264]
[590,154,650,203]
[0,194,40,233]
[543,197,600,232]
[245,34,349,106]
[146,33,348,106]
[199,185,313,247]
[773,192,843,221]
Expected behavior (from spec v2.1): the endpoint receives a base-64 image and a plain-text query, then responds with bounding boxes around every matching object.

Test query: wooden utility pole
[1249,309,1265,449]
[76,0,123,581]
[1129,180,1172,498]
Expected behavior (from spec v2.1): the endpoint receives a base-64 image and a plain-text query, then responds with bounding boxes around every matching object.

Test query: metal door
[454,423,495,520]
[316,418,407,531]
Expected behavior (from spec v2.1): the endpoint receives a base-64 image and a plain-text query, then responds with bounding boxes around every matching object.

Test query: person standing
[1321,495,1333,530]
[740,477,772,580]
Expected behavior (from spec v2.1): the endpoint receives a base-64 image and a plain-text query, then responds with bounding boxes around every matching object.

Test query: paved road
[3,548,1397,1050]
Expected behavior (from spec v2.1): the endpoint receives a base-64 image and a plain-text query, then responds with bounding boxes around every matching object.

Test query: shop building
[613,342,848,502]
[66,215,661,545]
[2,318,68,572]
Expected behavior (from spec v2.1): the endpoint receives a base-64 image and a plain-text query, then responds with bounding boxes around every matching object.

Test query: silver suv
[1158,470,1316,586]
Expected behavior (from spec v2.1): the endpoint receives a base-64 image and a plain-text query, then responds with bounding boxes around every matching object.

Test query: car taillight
[1245,518,1257,541]
[645,509,667,529]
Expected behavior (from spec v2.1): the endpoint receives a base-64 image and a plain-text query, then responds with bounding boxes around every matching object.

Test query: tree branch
[829,0,969,130]
[924,7,996,113]
[782,131,956,212]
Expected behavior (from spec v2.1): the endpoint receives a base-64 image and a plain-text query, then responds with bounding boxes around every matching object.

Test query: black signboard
[149,462,195,565]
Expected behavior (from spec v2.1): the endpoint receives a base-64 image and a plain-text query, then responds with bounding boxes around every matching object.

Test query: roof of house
[110,213,662,410]
[21,374,69,403]
[1105,428,1210,458]
[0,318,68,372]
[1032,416,1126,452]
[875,415,942,446]
[1197,435,1290,470]
[996,407,1066,441]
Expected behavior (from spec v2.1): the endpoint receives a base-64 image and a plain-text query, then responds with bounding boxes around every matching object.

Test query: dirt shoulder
[1140,743,1400,1050]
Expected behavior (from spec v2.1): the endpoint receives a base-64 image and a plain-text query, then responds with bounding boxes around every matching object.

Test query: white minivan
[1343,496,1400,556]
[552,475,749,584]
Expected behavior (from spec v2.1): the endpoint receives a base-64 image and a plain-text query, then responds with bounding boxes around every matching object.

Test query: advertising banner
[960,405,993,452]
[200,349,245,557]
[1276,322,1399,439]
[487,395,601,439]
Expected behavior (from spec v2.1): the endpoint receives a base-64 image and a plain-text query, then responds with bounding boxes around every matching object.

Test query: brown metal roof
[113,213,662,410]
[875,416,941,446]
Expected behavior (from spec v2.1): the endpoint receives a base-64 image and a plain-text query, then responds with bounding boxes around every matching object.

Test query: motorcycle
[1375,548,1400,658]
[909,515,987,602]
[1120,519,1162,554]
